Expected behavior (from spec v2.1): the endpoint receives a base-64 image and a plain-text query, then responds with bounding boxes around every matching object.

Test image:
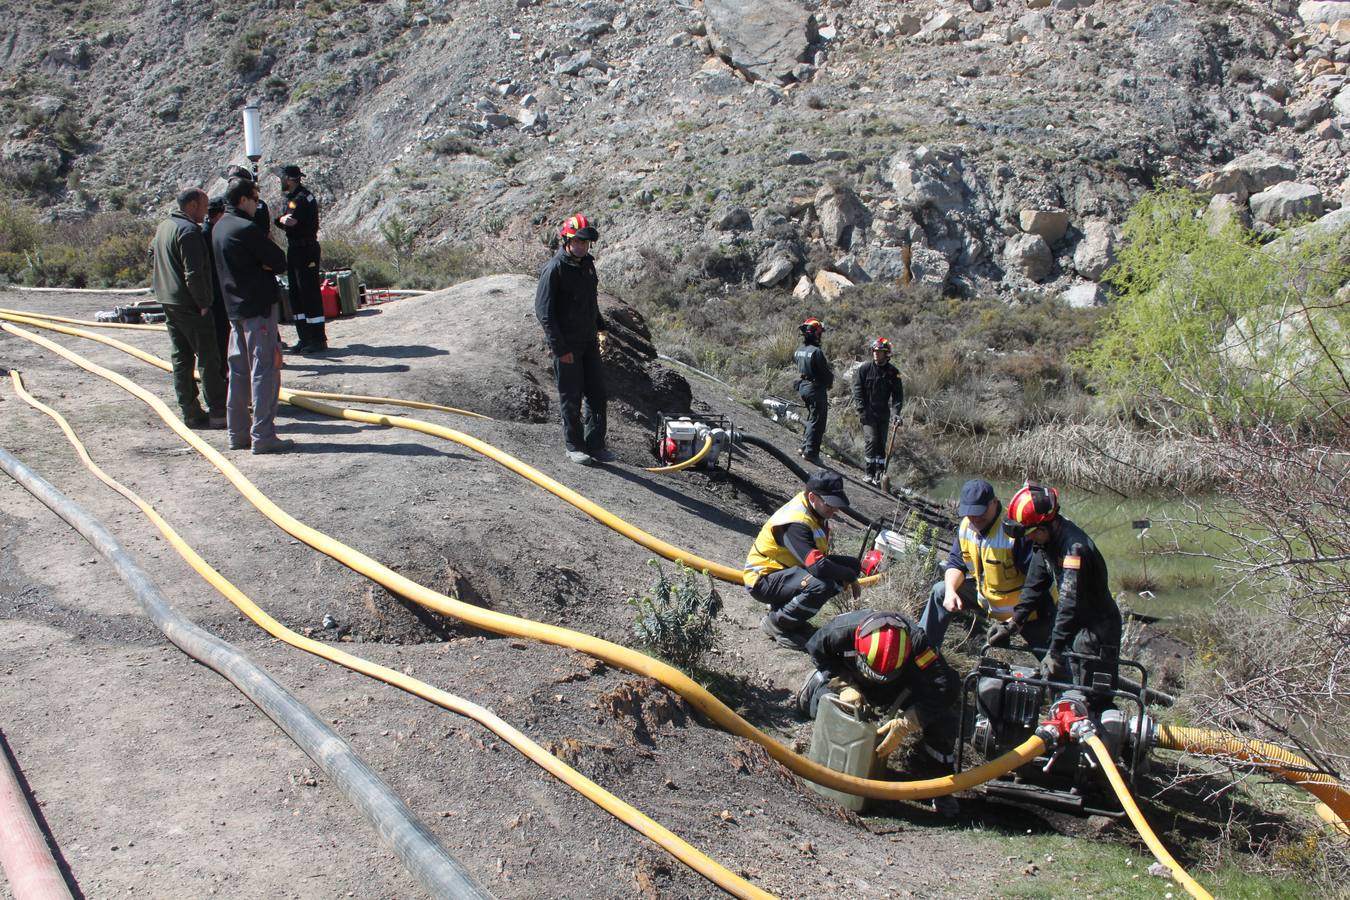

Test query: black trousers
[1066,626,1121,700]
[553,342,607,454]
[749,565,844,630]
[287,241,326,346]
[862,416,889,474]
[798,381,828,456]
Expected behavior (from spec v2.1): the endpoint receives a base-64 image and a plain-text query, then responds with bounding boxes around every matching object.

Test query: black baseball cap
[280,164,304,179]
[805,469,850,508]
[207,195,225,214]
[957,479,997,517]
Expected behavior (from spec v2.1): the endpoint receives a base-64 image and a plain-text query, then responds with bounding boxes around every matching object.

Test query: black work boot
[760,613,813,651]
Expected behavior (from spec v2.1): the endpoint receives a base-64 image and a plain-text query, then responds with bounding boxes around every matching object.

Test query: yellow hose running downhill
[7,369,774,900]
[1084,734,1213,900]
[0,306,165,331]
[1156,724,1350,837]
[0,311,881,589]
[0,319,1026,800]
[645,434,713,473]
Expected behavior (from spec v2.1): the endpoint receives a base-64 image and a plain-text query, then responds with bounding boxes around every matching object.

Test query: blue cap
[957,479,996,517]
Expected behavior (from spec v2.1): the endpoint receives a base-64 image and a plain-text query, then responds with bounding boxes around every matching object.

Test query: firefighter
[1002,483,1122,699]
[851,336,904,485]
[917,478,1052,653]
[743,469,862,651]
[274,164,327,354]
[535,213,613,465]
[794,316,832,465]
[797,609,962,815]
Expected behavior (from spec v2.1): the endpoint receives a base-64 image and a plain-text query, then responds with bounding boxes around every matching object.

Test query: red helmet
[799,317,825,339]
[870,337,892,353]
[1007,483,1060,530]
[854,614,910,683]
[559,213,599,241]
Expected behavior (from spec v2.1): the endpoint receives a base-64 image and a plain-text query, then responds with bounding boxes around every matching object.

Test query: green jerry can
[806,695,882,812]
[335,270,359,316]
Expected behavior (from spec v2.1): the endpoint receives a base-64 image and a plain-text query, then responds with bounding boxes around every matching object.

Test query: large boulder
[862,246,911,283]
[1298,2,1350,25]
[703,0,818,85]
[1073,219,1118,280]
[814,182,870,250]
[1004,233,1054,281]
[1196,152,1297,202]
[1249,182,1325,225]
[1059,282,1105,309]
[1019,209,1071,243]
[888,151,964,213]
[909,247,951,289]
[813,269,852,301]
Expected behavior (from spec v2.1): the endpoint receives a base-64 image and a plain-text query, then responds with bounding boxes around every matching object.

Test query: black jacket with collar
[534,248,604,358]
[211,206,287,319]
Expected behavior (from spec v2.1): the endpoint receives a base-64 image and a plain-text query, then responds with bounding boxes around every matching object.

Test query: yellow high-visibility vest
[743,492,830,588]
[958,517,1026,620]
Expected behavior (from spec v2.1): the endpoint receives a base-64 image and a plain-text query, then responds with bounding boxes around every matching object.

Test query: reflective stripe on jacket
[744,492,830,588]
[958,517,1028,619]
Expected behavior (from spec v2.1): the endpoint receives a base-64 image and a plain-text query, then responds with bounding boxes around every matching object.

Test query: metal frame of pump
[956,647,1158,818]
[655,414,734,472]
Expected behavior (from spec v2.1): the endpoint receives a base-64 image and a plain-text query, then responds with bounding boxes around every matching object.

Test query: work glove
[986,621,1018,648]
[1040,653,1066,681]
[875,711,921,761]
[848,580,862,601]
[838,686,863,707]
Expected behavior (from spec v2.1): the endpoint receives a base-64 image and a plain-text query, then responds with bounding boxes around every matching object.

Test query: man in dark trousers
[535,213,612,466]
[1002,483,1121,700]
[213,178,296,455]
[851,336,904,485]
[798,609,962,815]
[202,195,229,383]
[150,187,225,429]
[274,164,327,354]
[794,316,832,465]
[743,469,862,650]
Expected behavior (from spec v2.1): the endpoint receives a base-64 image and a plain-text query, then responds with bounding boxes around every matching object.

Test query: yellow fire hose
[0,310,881,589]
[645,434,713,473]
[0,318,1031,800]
[1155,724,1350,836]
[7,369,774,900]
[0,306,164,331]
[1084,734,1213,900]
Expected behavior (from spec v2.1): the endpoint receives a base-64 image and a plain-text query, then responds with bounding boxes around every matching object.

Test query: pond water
[927,474,1235,622]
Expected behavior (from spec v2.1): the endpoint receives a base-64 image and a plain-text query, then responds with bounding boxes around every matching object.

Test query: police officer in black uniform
[794,316,832,465]
[274,164,326,354]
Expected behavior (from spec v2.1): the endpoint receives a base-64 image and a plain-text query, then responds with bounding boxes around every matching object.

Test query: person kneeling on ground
[743,469,862,651]
[797,609,962,816]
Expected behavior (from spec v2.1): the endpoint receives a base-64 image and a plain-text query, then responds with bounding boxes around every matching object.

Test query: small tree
[628,559,722,669]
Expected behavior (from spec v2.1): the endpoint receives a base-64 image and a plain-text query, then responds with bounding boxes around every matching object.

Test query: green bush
[628,560,722,669]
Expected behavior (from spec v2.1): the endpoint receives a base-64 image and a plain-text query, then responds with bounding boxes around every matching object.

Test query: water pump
[655,414,733,471]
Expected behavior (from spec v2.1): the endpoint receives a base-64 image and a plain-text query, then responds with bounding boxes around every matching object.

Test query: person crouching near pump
[743,469,862,651]
[998,483,1122,705]
[798,610,962,816]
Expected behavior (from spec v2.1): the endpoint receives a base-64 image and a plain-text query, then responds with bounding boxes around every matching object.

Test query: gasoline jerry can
[806,694,882,812]
[335,269,359,316]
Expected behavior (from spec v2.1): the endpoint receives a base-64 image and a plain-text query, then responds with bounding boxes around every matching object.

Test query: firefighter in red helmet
[535,214,613,465]
[996,483,1122,698]
[794,316,833,465]
[851,336,904,486]
[797,609,962,815]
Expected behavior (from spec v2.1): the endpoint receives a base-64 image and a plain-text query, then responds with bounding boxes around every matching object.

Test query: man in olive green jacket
[151,188,226,427]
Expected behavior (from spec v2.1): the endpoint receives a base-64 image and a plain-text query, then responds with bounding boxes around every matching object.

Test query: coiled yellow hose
[0,318,1030,800]
[1084,734,1213,900]
[645,434,713,473]
[7,368,774,900]
[1156,724,1350,836]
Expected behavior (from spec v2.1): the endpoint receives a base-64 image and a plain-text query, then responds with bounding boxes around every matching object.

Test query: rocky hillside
[5,0,1350,304]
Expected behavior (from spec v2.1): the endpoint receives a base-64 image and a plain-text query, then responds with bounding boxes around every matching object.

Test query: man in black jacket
[535,213,611,465]
[274,164,327,354]
[794,317,832,465]
[851,336,904,485]
[212,178,296,455]
[1001,484,1121,699]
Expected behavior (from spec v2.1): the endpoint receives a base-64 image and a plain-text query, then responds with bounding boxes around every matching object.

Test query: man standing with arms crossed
[274,164,327,354]
[151,187,225,429]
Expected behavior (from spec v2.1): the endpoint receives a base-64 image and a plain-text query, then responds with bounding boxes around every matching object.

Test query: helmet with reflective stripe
[853,613,910,683]
[559,213,599,242]
[870,336,892,353]
[799,317,825,339]
[1007,482,1060,529]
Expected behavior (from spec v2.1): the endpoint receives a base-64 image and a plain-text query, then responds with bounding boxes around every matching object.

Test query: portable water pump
[655,414,733,471]
[957,647,1157,817]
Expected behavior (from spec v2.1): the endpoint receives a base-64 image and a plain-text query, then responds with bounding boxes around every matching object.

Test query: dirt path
[1,285,1017,899]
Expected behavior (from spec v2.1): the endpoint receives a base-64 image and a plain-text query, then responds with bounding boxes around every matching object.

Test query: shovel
[879,419,901,494]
